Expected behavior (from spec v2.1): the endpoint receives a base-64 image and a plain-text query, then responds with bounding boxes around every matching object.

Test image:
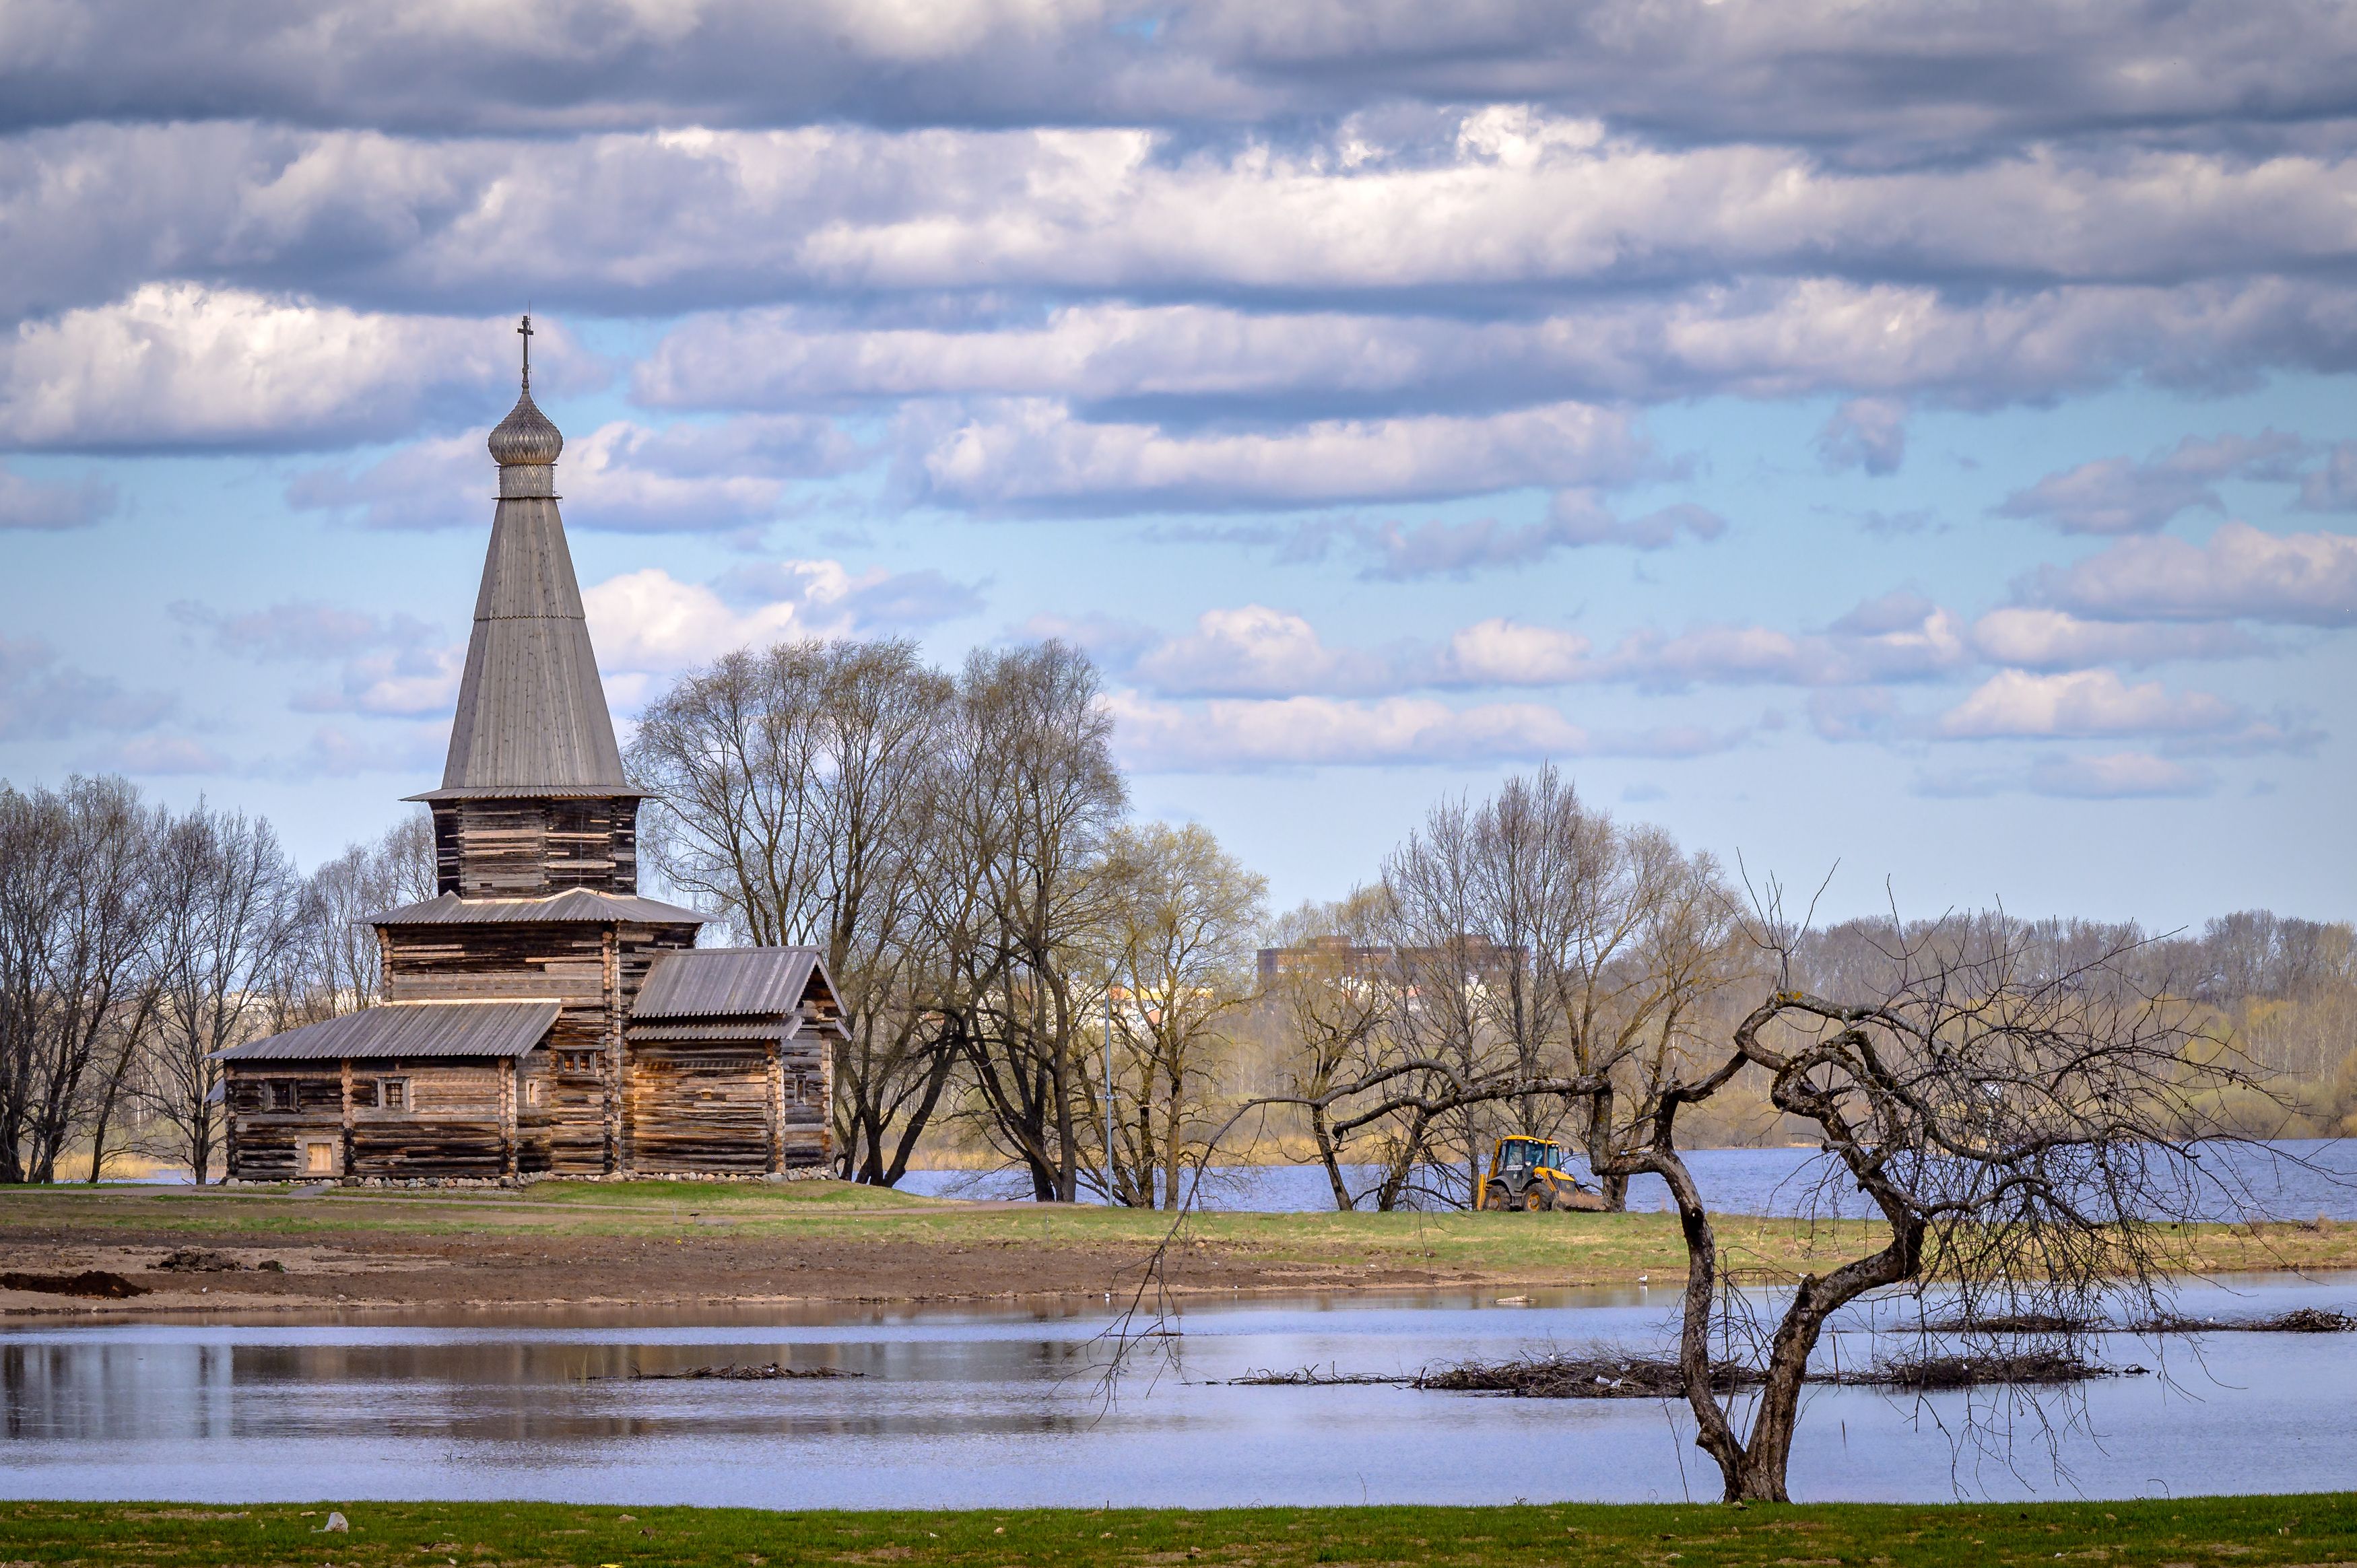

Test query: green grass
[1,1497,2352,1568]
[5,1180,2351,1291]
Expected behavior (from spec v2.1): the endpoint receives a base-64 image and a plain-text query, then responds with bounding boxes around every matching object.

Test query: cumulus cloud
[908,399,1651,514]
[2026,522,2357,625]
[583,559,979,681]
[1435,619,1595,687]
[0,285,583,451]
[263,723,450,782]
[642,277,2357,422]
[1117,586,2279,708]
[1815,397,1908,475]
[2298,441,2357,511]
[2027,753,2217,798]
[1966,607,2265,669]
[1351,493,1723,577]
[78,735,232,776]
[0,636,173,740]
[7,0,2357,168]
[0,462,114,529]
[289,415,864,533]
[1132,606,1396,697]
[1599,593,1971,689]
[1015,612,1164,667]
[1108,690,1733,772]
[1932,669,2247,740]
[710,561,985,629]
[1127,607,1595,697]
[1994,430,2304,535]
[171,599,461,716]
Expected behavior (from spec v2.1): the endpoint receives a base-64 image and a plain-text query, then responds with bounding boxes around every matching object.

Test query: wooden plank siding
[431,798,640,899]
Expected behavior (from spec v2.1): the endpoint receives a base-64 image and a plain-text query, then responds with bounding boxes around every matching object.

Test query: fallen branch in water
[625,1363,862,1381]
[1415,1353,1759,1399]
[1224,1365,1413,1387]
[1917,1311,2098,1336]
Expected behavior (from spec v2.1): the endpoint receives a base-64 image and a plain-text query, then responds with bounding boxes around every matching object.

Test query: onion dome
[488,387,564,467]
[487,312,562,467]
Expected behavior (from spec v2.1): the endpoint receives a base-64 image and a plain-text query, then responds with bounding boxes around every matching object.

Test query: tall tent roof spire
[413,314,631,801]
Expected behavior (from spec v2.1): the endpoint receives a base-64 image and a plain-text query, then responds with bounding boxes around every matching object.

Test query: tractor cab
[1480,1135,1606,1213]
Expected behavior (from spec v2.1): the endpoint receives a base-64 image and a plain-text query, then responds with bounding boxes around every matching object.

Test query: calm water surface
[5,1276,2354,1507]
[903,1139,2357,1219]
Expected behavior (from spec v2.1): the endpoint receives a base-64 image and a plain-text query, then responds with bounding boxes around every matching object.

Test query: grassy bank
[3,1178,2352,1296]
[2,1497,2354,1568]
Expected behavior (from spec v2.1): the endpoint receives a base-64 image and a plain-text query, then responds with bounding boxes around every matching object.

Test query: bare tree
[953,642,1127,1202]
[283,809,436,1025]
[1097,821,1265,1208]
[0,777,168,1183]
[1374,794,1498,1206]
[1600,900,2253,1502]
[1341,767,1737,1211]
[143,804,302,1184]
[631,638,965,1186]
[1259,893,1395,1209]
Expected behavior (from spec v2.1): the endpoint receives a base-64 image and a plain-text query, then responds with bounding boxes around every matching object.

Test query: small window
[269,1081,296,1113]
[523,1079,543,1108]
[380,1079,407,1111]
[559,1050,601,1075]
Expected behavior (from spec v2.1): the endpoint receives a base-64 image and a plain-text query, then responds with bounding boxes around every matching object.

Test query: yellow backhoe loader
[1478,1135,1607,1212]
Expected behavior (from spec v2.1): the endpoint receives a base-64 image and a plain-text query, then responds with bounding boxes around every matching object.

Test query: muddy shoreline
[0,1228,1507,1318]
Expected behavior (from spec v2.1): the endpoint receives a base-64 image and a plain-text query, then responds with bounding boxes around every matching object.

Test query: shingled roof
[215,1000,559,1062]
[416,319,633,803]
[375,889,708,926]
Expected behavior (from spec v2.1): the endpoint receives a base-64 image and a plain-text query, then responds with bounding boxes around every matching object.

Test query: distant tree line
[5,638,2350,1196]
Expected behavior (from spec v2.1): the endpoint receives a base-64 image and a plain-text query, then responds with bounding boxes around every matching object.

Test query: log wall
[230,916,828,1182]
[381,918,696,1174]
[226,1060,512,1180]
[224,1069,345,1180]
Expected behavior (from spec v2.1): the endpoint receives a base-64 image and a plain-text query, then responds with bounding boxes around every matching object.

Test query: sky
[3,0,2354,932]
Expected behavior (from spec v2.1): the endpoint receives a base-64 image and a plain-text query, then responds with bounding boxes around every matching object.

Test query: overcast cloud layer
[2,0,2352,921]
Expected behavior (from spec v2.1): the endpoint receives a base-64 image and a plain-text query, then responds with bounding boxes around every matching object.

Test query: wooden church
[219,320,843,1183]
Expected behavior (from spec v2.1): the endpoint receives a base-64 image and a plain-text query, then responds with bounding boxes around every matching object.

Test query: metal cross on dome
[517,312,533,391]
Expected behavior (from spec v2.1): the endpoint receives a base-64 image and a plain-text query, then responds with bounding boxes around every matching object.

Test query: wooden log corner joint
[214,322,846,1183]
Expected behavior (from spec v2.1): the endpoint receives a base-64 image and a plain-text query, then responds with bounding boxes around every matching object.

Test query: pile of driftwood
[1227,1354,1758,1398]
[2128,1307,2356,1334]
[1228,1347,2155,1398]
[1419,1354,1762,1398]
[1817,1349,2142,1389]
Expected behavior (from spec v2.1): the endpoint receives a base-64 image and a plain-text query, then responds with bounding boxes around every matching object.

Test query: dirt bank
[3,1181,2346,1318]
[0,1191,1497,1316]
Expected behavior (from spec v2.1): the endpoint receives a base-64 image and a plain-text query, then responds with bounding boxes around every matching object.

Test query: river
[900,1138,2357,1219]
[4,1274,2354,1507]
